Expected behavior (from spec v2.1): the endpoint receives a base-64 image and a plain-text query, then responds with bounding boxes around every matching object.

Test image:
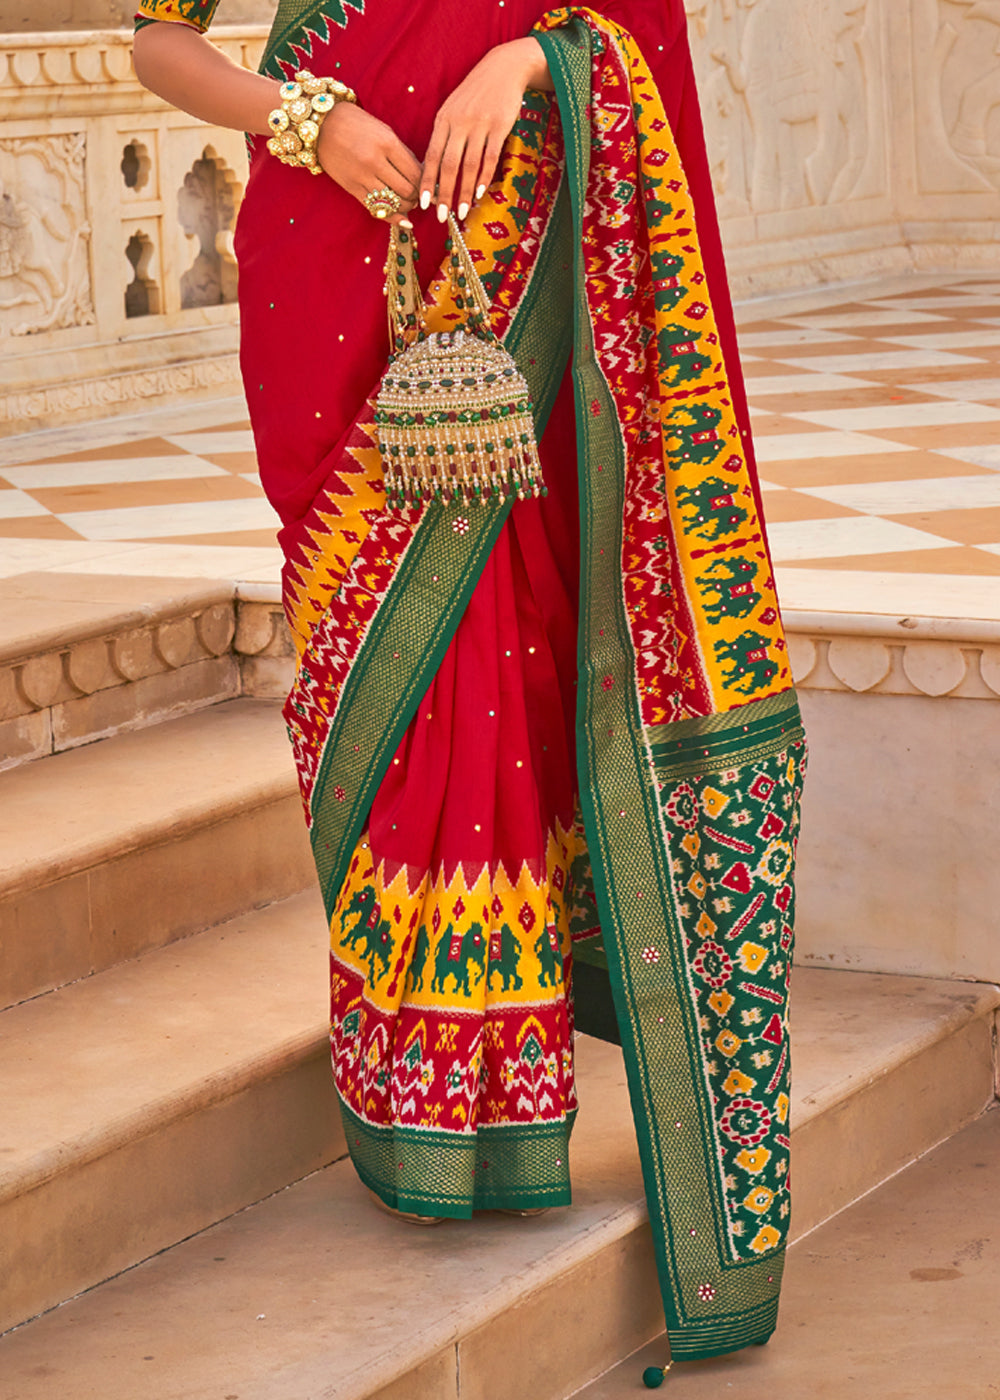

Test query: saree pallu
[236,0,806,1363]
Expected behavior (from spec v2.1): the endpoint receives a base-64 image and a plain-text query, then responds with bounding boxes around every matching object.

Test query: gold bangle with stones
[266,69,356,175]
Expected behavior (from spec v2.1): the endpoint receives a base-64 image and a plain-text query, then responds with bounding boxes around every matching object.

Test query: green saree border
[308,181,574,920]
[260,0,365,75]
[538,18,798,1360]
[340,1099,576,1217]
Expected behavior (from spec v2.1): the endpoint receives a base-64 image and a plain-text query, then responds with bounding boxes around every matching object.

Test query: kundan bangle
[266,69,356,174]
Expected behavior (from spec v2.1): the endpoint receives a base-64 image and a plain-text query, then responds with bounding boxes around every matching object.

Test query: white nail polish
[457,202,469,220]
[419,189,431,210]
[475,183,487,201]
[437,202,448,223]
[400,218,414,229]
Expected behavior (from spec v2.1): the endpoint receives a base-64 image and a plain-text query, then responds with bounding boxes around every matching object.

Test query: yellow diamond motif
[715,1029,742,1058]
[696,912,718,940]
[738,941,769,974]
[743,1186,774,1215]
[709,990,735,1017]
[723,1069,755,1096]
[750,1224,782,1254]
[681,832,701,858]
[687,870,707,899]
[776,1091,789,1124]
[701,786,730,817]
[735,1146,771,1174]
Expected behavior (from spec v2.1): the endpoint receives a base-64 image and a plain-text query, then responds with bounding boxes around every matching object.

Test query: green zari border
[260,0,364,75]
[648,690,802,780]
[537,18,800,1361]
[308,181,574,921]
[340,1099,576,1217]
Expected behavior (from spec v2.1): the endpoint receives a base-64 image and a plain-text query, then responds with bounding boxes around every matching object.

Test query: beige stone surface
[685,0,1000,296]
[795,686,1000,982]
[0,868,91,1011]
[49,652,239,749]
[579,1107,1000,1399]
[0,698,311,1004]
[0,707,50,767]
[0,888,340,1331]
[0,573,234,663]
[0,697,294,893]
[239,652,296,698]
[0,968,994,1390]
[86,789,312,968]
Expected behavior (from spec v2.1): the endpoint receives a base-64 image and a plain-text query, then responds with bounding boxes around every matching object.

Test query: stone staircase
[0,572,997,1399]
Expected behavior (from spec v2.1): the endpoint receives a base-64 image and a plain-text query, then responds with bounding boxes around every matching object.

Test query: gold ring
[364,187,403,219]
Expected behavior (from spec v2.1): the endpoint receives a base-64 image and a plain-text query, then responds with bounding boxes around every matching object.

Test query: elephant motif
[714,629,779,694]
[339,886,393,983]
[488,924,523,992]
[675,476,748,541]
[534,924,564,988]
[698,556,762,622]
[432,921,487,996]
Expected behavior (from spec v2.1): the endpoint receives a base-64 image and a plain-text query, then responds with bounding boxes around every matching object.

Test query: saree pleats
[245,0,805,1364]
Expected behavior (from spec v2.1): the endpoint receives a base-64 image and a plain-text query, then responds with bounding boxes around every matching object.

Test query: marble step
[0,886,340,1335]
[0,696,313,1009]
[0,957,995,1393]
[572,1107,1000,1399]
[0,572,292,770]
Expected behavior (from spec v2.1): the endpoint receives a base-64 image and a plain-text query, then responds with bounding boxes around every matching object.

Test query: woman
[133,0,805,1371]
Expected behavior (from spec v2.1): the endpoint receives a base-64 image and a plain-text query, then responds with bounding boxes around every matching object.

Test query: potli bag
[375,214,546,511]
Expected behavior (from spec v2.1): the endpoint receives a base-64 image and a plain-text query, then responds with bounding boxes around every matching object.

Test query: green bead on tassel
[642,1360,672,1388]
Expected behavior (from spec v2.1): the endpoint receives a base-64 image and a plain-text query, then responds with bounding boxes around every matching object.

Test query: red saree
[230,0,804,1364]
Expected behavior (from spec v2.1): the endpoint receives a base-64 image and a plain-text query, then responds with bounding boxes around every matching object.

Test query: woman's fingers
[385,142,423,197]
[433,129,470,221]
[476,131,505,205]
[419,115,449,215]
[454,130,489,220]
[317,103,421,220]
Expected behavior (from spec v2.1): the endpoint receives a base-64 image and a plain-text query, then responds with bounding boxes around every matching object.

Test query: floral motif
[691,940,733,989]
[664,781,699,830]
[720,1098,771,1148]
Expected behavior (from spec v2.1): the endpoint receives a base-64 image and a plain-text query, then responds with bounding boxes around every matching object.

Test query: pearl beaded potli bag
[376,215,546,511]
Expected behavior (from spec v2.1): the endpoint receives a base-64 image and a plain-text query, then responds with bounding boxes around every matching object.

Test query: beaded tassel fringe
[377,331,545,509]
[375,216,546,512]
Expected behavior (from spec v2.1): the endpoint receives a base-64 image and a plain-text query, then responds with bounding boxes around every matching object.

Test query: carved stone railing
[685,0,1000,295]
[785,612,1000,701]
[2,7,999,433]
[0,27,266,435]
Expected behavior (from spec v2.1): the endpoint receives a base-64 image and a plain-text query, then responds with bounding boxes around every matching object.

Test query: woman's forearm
[133,22,279,134]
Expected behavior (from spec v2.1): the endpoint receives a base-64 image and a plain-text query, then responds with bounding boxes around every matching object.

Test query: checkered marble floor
[4,274,1000,612]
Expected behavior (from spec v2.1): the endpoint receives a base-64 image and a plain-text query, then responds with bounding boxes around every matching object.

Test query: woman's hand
[318,102,422,225]
[420,37,552,222]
